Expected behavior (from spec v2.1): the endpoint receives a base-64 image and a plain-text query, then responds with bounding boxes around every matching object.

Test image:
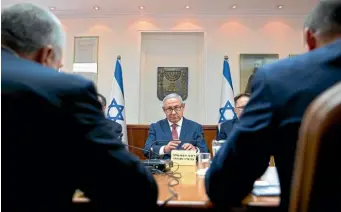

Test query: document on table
[252,181,281,196]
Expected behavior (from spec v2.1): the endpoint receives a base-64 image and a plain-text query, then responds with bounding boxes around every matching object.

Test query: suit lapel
[161,119,173,140]
[233,118,239,125]
[179,118,188,140]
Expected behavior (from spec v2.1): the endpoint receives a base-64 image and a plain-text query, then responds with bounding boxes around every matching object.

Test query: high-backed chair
[289,82,341,212]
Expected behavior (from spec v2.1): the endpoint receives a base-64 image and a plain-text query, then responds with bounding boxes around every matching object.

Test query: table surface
[73,165,280,207]
[154,165,280,207]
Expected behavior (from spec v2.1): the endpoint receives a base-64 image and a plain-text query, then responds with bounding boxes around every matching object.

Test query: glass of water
[198,153,211,172]
[212,140,226,157]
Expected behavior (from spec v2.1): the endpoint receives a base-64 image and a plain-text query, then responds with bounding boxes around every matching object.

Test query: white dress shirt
[159,118,200,155]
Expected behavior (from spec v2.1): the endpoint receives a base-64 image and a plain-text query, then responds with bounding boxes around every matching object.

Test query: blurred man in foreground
[206,0,341,210]
[2,3,157,211]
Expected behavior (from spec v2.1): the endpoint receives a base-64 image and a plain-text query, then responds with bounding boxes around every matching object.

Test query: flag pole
[218,54,231,131]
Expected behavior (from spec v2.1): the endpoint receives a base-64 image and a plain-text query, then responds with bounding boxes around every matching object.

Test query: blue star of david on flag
[219,100,237,123]
[217,57,236,126]
[107,98,125,121]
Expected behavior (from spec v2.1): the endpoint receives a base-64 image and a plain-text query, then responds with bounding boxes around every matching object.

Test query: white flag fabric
[218,58,237,127]
[107,58,127,144]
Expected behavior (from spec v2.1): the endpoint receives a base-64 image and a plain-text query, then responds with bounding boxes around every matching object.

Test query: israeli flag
[107,56,127,144]
[218,57,237,126]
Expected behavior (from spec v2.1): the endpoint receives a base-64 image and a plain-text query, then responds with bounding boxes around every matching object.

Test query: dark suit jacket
[216,119,238,140]
[144,118,209,159]
[106,119,122,139]
[205,39,341,210]
[245,73,254,94]
[245,68,259,94]
[2,50,158,211]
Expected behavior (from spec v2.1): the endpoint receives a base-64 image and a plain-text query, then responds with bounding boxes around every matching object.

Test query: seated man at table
[97,93,123,139]
[144,93,209,159]
[205,1,341,210]
[216,93,250,140]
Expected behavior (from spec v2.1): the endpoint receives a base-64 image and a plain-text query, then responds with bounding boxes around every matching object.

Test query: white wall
[60,15,306,124]
[139,32,205,124]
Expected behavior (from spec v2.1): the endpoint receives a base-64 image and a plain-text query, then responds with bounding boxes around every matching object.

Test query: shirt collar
[168,117,183,127]
[2,45,19,57]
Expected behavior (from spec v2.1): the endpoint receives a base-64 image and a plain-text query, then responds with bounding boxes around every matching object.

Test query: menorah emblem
[157,67,188,101]
[164,70,182,92]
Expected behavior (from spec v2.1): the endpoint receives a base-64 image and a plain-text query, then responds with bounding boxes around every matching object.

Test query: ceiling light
[49,7,56,11]
[93,6,100,10]
[185,5,190,9]
[278,5,283,9]
[232,5,237,9]
[139,6,144,10]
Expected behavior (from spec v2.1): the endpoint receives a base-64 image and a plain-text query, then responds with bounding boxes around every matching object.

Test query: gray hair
[304,0,341,37]
[1,3,65,59]
[162,93,184,106]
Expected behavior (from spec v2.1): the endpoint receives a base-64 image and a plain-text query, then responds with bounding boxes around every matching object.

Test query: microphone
[149,140,163,159]
[123,143,160,158]
[123,143,172,172]
[147,140,177,159]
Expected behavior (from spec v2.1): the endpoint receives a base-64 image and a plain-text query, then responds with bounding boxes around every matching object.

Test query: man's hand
[182,143,196,151]
[164,140,181,153]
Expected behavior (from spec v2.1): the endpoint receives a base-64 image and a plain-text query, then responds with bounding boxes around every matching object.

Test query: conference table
[73,165,280,210]
[155,165,279,208]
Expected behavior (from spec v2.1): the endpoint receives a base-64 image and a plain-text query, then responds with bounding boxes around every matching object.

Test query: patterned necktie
[171,124,178,140]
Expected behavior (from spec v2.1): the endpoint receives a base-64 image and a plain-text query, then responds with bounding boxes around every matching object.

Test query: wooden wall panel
[127,124,218,159]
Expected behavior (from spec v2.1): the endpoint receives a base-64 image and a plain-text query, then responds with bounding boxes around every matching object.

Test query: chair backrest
[289,82,341,212]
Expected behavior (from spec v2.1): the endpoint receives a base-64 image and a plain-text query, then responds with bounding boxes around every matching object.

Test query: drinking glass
[212,140,226,157]
[197,153,211,173]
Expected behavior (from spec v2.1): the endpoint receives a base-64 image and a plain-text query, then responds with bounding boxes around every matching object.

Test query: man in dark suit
[144,93,209,159]
[244,68,256,94]
[97,93,123,139]
[216,93,250,140]
[206,0,341,210]
[2,3,157,211]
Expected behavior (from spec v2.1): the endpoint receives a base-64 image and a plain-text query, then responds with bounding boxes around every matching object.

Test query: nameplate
[171,150,196,166]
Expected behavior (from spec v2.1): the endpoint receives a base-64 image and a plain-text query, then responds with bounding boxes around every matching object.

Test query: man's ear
[34,45,55,67]
[304,28,317,51]
[182,103,186,109]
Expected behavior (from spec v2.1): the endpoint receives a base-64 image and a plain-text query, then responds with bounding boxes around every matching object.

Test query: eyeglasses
[163,106,183,114]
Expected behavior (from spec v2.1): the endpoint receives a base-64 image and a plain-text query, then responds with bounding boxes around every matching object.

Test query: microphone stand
[148,140,177,159]
[149,140,160,159]
[123,143,160,159]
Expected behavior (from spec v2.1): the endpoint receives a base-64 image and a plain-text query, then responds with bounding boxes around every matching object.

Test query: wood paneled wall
[127,124,218,159]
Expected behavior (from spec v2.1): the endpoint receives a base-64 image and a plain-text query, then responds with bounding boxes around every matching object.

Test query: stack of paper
[252,166,281,196]
[252,181,281,196]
